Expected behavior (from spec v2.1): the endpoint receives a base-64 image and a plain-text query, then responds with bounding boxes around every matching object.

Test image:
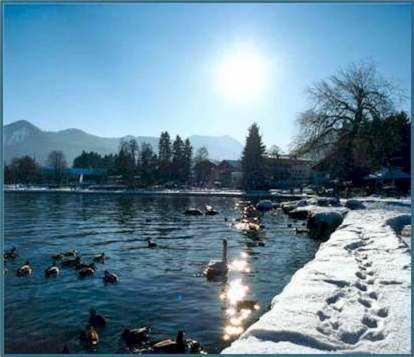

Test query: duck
[17,261,32,276]
[246,240,265,248]
[93,253,108,263]
[63,249,79,257]
[76,261,96,270]
[52,253,64,261]
[184,208,203,216]
[45,265,60,277]
[152,330,186,353]
[61,256,81,267]
[122,327,150,345]
[4,247,18,260]
[187,339,205,354]
[295,227,309,234]
[205,205,219,216]
[147,239,157,248]
[88,308,107,328]
[204,239,228,280]
[236,299,259,311]
[103,270,119,284]
[78,266,96,278]
[80,325,99,346]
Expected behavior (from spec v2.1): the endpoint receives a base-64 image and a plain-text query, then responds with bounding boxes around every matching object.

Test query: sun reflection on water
[220,252,260,342]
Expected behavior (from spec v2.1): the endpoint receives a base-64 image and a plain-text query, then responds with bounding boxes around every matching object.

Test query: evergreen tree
[241,123,267,190]
[158,131,172,182]
[172,135,184,183]
[183,138,193,183]
[139,143,158,186]
[102,154,117,175]
[73,151,103,168]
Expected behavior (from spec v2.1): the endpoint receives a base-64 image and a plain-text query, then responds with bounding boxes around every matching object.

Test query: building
[213,160,243,188]
[266,155,315,188]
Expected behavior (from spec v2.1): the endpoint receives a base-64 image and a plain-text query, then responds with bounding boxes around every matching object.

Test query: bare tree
[47,150,67,183]
[293,62,402,158]
[194,146,209,164]
[266,145,282,158]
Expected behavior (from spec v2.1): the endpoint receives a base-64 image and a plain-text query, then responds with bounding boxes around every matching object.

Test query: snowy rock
[222,209,411,354]
[288,206,315,220]
[345,199,366,210]
[281,200,308,213]
[256,200,274,212]
[307,208,348,240]
[316,197,341,207]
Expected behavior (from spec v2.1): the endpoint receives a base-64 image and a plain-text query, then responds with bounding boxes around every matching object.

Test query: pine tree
[241,123,267,190]
[158,131,172,182]
[183,138,193,183]
[172,135,184,183]
[139,143,158,186]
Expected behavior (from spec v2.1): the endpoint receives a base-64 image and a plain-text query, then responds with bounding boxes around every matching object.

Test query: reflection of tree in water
[115,196,137,226]
[45,193,72,220]
[77,194,96,222]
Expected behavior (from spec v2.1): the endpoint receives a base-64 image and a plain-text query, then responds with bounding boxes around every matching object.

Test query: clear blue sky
[4,3,411,151]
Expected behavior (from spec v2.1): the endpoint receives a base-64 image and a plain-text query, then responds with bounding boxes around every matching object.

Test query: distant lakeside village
[4,63,411,198]
[4,121,410,198]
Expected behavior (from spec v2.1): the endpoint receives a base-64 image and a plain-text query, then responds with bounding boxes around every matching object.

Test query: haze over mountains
[3,120,244,165]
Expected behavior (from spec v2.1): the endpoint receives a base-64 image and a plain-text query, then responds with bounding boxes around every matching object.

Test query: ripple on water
[5,193,320,353]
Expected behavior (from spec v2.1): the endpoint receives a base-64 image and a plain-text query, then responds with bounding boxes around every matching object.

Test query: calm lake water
[4,192,320,354]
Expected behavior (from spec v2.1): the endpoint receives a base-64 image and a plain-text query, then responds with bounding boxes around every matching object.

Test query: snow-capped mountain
[3,120,243,165]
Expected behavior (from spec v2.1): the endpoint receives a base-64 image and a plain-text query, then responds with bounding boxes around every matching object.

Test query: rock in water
[288,207,312,220]
[345,199,366,210]
[307,210,344,240]
[281,200,307,214]
[256,200,274,212]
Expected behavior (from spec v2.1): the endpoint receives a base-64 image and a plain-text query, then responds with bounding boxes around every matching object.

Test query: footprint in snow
[358,297,372,308]
[375,307,389,318]
[355,281,368,291]
[355,271,366,280]
[362,314,378,328]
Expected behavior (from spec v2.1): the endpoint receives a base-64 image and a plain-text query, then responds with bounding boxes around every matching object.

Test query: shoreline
[4,187,307,200]
[221,205,411,354]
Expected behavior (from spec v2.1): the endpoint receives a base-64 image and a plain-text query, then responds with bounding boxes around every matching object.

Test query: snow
[222,208,411,354]
[6,126,31,145]
[344,199,366,210]
[288,205,348,220]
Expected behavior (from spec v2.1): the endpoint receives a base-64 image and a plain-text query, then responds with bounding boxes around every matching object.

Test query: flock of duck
[4,199,299,353]
[4,245,206,353]
[4,247,119,283]
[77,308,204,353]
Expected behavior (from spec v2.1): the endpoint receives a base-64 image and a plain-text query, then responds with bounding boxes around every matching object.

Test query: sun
[215,49,268,103]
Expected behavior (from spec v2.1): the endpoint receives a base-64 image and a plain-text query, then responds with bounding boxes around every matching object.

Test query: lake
[4,192,320,353]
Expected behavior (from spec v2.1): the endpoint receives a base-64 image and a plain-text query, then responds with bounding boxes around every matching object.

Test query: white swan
[205,239,228,279]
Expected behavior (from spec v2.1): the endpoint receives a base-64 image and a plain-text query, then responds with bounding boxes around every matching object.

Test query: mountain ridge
[3,120,244,165]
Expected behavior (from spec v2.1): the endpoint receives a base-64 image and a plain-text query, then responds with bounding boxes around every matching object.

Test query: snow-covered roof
[366,167,410,181]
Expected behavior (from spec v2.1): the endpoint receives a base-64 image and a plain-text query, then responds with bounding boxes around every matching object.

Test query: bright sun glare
[216,49,268,103]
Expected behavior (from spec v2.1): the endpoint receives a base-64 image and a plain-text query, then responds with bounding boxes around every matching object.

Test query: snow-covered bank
[222,208,411,354]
